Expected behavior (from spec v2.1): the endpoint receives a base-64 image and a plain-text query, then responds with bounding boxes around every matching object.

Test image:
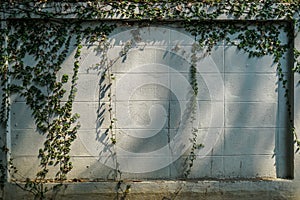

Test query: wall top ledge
[0,2,299,21]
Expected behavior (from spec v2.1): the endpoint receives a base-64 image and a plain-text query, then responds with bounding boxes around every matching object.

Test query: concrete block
[169,100,189,129]
[169,27,195,46]
[68,156,117,180]
[112,47,158,73]
[169,155,223,179]
[110,25,170,46]
[96,74,115,103]
[11,129,44,157]
[136,26,170,46]
[190,156,224,178]
[223,155,276,178]
[156,46,224,73]
[73,102,112,130]
[115,101,169,129]
[109,30,130,47]
[113,127,171,174]
[224,46,279,73]
[168,127,224,178]
[192,128,224,157]
[168,128,199,164]
[74,45,124,74]
[198,101,224,128]
[10,79,26,102]
[10,156,40,180]
[115,73,170,101]
[196,47,224,73]
[118,163,170,179]
[77,46,103,74]
[76,130,117,169]
[170,101,224,129]
[129,83,170,101]
[206,128,224,156]
[155,46,191,73]
[169,73,194,101]
[225,102,277,128]
[115,155,171,175]
[70,130,104,157]
[10,102,35,130]
[224,128,276,155]
[167,155,201,178]
[75,73,101,102]
[115,128,169,153]
[170,73,224,101]
[60,47,84,74]
[169,128,224,157]
[225,73,278,102]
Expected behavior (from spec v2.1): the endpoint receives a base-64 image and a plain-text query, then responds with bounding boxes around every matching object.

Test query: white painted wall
[9,22,293,181]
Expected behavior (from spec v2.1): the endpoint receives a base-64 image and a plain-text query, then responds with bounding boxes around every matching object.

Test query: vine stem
[1,11,11,182]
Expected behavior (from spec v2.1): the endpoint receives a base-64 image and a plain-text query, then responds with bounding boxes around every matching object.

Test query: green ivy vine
[0,0,300,199]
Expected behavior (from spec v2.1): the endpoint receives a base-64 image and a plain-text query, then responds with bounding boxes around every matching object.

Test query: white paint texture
[7,22,296,182]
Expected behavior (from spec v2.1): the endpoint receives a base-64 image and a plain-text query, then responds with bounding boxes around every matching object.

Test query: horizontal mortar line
[111,70,221,73]
[115,128,221,130]
[9,127,285,130]
[224,100,278,102]
[113,72,228,74]
[114,128,225,130]
[11,154,276,158]
[224,126,279,128]
[224,101,279,103]
[11,100,281,103]
[78,129,223,132]
[114,100,225,102]
[11,126,284,129]
[223,72,280,75]
[108,45,225,48]
[78,72,232,75]
[10,155,40,158]
[115,129,176,131]
[217,154,276,157]
[107,44,204,47]
[70,156,174,159]
[223,128,281,130]
[11,128,36,131]
[223,127,278,129]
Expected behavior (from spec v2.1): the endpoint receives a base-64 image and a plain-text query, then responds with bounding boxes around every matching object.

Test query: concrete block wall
[8,22,293,181]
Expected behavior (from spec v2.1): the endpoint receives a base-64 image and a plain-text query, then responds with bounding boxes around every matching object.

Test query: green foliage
[115,180,131,200]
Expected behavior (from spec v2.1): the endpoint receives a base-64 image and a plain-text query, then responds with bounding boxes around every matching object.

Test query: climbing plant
[0,0,300,198]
